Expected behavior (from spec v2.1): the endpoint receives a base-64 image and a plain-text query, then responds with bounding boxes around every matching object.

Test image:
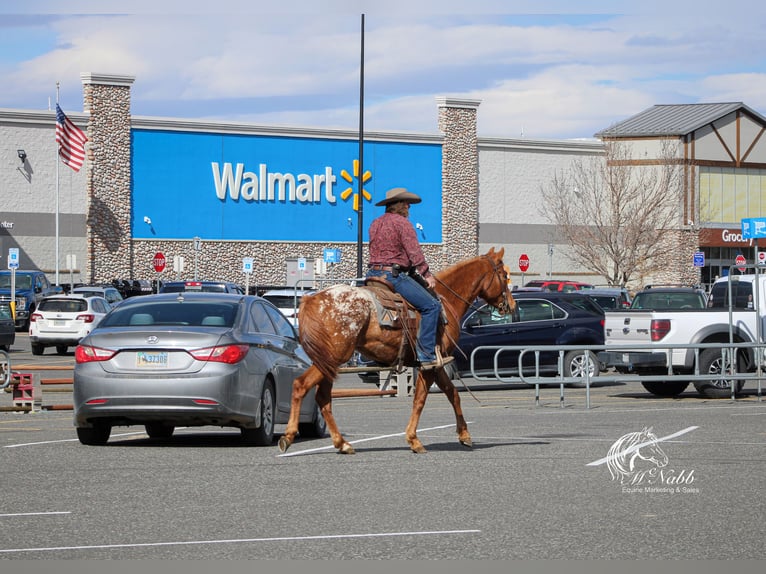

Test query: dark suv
[159,281,244,294]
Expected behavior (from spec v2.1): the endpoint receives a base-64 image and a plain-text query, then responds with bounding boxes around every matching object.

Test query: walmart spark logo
[340,159,372,212]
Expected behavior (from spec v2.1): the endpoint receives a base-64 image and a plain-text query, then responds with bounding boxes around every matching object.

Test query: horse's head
[478,247,517,317]
[637,427,669,468]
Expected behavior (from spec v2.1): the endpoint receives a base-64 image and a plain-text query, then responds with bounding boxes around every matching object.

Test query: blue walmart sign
[131,130,442,243]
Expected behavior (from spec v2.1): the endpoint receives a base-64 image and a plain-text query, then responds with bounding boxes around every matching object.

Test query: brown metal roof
[594,102,766,138]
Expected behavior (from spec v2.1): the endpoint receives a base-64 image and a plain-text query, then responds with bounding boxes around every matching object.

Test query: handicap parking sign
[693,251,705,267]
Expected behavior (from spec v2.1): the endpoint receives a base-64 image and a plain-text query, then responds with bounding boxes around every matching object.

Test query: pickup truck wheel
[641,381,689,397]
[694,348,745,398]
[563,350,600,387]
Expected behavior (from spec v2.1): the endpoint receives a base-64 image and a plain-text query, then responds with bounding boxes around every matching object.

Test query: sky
[1,0,765,140]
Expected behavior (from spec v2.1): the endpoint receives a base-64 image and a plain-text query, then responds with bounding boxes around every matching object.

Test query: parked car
[72,292,325,446]
[159,280,244,294]
[450,291,605,383]
[71,284,125,307]
[523,279,593,292]
[0,269,59,330]
[261,288,315,327]
[629,285,707,310]
[583,287,632,310]
[29,294,111,355]
[0,302,15,351]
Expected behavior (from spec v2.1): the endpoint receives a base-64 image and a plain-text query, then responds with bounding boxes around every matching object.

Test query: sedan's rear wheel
[241,380,275,446]
[144,423,175,439]
[76,424,111,446]
[56,345,68,355]
[563,350,600,387]
[31,343,44,356]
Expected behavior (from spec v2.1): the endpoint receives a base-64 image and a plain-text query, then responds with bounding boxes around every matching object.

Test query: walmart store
[2,73,766,290]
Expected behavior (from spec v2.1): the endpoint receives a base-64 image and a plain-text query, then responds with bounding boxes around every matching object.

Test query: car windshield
[99,301,239,327]
[262,294,302,308]
[39,298,88,313]
[588,295,620,309]
[0,275,32,289]
[162,282,228,293]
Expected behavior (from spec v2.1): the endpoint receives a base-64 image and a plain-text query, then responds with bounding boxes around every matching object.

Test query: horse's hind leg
[279,365,322,453]
[433,368,472,448]
[278,365,355,455]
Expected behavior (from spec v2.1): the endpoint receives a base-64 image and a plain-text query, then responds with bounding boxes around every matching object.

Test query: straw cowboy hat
[374,187,422,206]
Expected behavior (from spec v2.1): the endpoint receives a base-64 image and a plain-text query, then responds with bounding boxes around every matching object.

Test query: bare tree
[540,140,684,287]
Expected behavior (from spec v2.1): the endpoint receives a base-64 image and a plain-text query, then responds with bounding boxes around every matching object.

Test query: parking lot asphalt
[1,333,765,560]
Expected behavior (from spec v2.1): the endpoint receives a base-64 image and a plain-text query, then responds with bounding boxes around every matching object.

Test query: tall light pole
[356,13,365,279]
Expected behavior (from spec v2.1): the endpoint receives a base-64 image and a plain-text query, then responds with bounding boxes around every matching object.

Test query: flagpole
[55,82,60,286]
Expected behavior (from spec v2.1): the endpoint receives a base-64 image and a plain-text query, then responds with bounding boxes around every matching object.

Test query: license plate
[53,319,67,326]
[136,351,169,368]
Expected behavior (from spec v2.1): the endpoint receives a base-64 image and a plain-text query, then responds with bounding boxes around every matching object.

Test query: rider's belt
[368,264,396,272]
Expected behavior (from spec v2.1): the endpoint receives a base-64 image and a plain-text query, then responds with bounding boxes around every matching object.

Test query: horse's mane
[606,427,656,480]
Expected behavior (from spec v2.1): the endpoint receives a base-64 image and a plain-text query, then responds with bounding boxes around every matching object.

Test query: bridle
[433,254,512,316]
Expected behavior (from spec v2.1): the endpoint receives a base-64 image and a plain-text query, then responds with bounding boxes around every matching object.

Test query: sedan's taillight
[75,345,117,363]
[30,313,42,323]
[76,313,96,323]
[189,344,249,364]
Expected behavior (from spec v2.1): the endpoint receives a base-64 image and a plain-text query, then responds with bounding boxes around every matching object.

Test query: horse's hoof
[460,438,473,448]
[277,436,291,453]
[410,444,428,454]
[339,442,355,455]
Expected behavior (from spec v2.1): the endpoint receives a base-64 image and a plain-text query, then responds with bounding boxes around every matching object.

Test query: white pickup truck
[599,274,766,398]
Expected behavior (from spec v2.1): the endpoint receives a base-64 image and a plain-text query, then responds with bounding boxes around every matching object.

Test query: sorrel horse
[278,247,516,455]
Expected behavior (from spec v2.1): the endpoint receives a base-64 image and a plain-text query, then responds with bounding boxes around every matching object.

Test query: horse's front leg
[405,370,434,453]
[433,368,472,448]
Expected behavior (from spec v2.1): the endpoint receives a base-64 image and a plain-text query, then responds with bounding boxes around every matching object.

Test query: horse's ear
[496,247,504,259]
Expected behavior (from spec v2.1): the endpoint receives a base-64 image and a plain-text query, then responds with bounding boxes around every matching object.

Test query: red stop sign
[519,253,530,273]
[153,252,166,272]
[735,254,746,272]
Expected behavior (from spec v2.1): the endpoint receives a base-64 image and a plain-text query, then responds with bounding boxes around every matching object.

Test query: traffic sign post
[518,253,530,284]
[7,248,18,320]
[153,252,166,293]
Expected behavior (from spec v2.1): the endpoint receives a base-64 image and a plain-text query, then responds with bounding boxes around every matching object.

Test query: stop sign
[735,254,746,272]
[519,253,530,273]
[153,252,166,273]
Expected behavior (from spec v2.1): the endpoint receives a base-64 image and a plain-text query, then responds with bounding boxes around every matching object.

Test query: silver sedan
[73,292,324,445]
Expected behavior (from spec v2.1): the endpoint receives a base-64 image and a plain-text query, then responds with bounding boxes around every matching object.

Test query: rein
[433,254,510,313]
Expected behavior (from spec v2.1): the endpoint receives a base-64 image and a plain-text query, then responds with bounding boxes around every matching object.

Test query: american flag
[55,104,88,172]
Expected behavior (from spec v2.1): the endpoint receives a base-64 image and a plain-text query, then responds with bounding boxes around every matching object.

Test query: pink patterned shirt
[368,212,432,277]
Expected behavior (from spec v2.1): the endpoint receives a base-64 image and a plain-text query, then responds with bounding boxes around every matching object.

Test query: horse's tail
[298,292,340,382]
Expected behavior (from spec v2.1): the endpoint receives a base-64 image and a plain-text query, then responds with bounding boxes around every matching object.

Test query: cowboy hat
[374,187,422,206]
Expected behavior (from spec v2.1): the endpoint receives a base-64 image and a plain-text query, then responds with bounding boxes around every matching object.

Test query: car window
[100,301,238,327]
[0,305,12,320]
[249,302,277,335]
[92,299,109,314]
[517,299,566,321]
[566,296,604,315]
[39,299,88,313]
[262,303,296,338]
[708,281,753,309]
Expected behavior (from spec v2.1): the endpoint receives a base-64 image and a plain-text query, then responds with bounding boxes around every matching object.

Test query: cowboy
[366,187,453,370]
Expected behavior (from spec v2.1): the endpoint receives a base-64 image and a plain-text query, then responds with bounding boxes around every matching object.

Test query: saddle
[362,276,421,363]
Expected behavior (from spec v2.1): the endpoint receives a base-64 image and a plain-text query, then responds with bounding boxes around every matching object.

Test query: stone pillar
[81,73,135,284]
[437,97,480,267]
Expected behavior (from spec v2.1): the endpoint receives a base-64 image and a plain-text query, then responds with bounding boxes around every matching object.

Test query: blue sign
[7,248,19,269]
[741,217,766,239]
[131,130,443,243]
[242,257,253,274]
[323,248,341,264]
[693,251,705,267]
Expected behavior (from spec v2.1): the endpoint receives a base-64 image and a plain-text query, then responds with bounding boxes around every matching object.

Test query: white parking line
[0,511,71,518]
[0,528,481,554]
[586,425,699,467]
[3,431,146,448]
[277,423,462,457]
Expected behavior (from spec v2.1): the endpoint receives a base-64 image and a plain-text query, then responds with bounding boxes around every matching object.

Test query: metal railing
[469,342,766,408]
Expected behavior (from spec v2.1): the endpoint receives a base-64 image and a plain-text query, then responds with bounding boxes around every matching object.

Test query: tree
[540,140,684,287]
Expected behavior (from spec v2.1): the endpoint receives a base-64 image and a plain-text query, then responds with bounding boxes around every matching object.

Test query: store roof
[594,102,766,138]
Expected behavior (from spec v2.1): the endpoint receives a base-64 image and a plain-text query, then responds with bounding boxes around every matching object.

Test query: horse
[606,427,669,484]
[277,247,516,455]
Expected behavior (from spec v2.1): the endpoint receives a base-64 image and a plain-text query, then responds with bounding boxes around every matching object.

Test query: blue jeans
[366,270,442,362]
